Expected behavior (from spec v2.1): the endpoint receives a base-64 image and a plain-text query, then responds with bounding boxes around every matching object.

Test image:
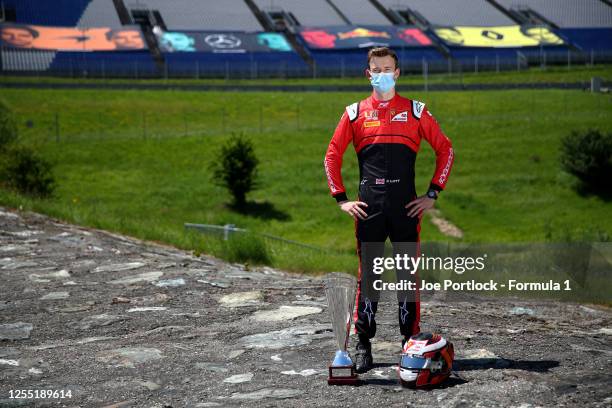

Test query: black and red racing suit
[324,91,454,342]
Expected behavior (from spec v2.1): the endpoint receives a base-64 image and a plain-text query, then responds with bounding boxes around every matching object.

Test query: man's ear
[394,67,400,80]
[364,68,371,79]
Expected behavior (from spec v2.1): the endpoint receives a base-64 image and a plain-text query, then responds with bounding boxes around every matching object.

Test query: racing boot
[354,336,373,373]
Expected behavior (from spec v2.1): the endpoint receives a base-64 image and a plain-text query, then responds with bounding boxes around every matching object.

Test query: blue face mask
[369,72,396,93]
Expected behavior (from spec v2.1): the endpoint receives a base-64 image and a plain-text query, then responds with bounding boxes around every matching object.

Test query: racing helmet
[398,332,454,388]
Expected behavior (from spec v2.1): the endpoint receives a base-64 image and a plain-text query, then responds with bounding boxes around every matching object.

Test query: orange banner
[0,23,146,51]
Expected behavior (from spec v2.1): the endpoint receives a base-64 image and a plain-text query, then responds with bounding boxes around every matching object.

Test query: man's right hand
[338,201,368,220]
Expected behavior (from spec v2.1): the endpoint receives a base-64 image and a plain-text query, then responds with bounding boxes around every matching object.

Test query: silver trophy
[324,272,359,385]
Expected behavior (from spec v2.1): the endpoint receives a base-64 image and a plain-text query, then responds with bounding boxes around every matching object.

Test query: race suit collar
[370,91,400,108]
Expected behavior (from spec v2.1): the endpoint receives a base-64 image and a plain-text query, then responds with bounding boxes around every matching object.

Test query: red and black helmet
[397,332,454,388]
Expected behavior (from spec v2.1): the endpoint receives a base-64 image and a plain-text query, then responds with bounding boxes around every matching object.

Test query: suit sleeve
[418,106,454,192]
[324,111,353,202]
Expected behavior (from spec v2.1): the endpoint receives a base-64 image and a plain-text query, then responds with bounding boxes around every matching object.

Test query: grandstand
[0,0,610,78]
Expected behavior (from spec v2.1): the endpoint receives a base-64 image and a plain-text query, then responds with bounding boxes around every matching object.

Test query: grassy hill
[0,83,610,274]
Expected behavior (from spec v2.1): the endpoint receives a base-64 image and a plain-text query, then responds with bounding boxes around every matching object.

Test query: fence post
[590,49,594,66]
[474,55,478,74]
[447,58,452,75]
[567,49,571,70]
[495,54,499,73]
[225,61,230,81]
[196,61,200,79]
[223,224,235,240]
[312,60,317,79]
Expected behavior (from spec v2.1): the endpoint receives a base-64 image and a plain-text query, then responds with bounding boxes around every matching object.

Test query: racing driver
[324,47,454,373]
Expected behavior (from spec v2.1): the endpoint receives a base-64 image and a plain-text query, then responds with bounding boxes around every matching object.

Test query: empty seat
[254,0,346,26]
[378,0,516,26]
[77,0,123,28]
[497,0,612,28]
[331,0,392,25]
[123,0,263,31]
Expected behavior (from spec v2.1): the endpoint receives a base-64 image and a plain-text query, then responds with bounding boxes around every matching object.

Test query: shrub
[0,99,18,152]
[0,144,56,198]
[560,129,612,192]
[210,133,259,207]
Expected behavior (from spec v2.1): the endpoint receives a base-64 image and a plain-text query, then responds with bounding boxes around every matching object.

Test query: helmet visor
[399,354,429,370]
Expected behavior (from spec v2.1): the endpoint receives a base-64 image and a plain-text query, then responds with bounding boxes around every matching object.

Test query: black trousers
[354,205,421,342]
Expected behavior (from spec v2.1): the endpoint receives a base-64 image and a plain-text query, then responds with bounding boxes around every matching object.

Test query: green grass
[1,63,611,87]
[0,86,611,279]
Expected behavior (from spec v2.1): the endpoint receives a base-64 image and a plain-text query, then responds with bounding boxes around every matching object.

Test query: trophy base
[328,365,359,385]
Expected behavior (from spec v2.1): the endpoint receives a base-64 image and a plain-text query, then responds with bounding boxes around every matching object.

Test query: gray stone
[458,349,498,359]
[227,349,246,360]
[223,373,254,383]
[510,307,535,316]
[1,260,39,270]
[0,245,29,253]
[0,322,33,340]
[229,388,303,400]
[28,367,43,375]
[372,341,400,354]
[219,291,263,307]
[197,279,231,289]
[280,369,320,376]
[136,380,161,391]
[45,303,94,313]
[7,230,44,238]
[252,305,322,322]
[29,269,71,282]
[70,313,127,330]
[154,278,185,287]
[597,327,612,335]
[95,347,163,368]
[0,358,19,366]
[93,262,146,273]
[237,324,333,350]
[195,362,229,373]
[0,210,19,219]
[40,291,70,300]
[127,307,167,312]
[107,271,163,285]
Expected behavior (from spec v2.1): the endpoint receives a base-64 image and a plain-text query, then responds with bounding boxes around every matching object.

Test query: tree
[210,134,259,208]
[560,129,612,193]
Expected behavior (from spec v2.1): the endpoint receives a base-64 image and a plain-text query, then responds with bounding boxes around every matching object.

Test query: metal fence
[2,46,612,79]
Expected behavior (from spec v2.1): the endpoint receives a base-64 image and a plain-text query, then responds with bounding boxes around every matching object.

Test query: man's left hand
[405,196,435,218]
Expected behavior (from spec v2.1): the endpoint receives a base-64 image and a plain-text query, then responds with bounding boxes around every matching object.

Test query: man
[106,28,144,50]
[0,24,39,48]
[324,47,454,373]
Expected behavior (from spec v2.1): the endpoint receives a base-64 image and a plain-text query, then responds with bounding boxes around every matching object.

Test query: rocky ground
[0,206,611,408]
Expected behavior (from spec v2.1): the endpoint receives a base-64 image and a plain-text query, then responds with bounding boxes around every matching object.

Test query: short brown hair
[367,47,398,69]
